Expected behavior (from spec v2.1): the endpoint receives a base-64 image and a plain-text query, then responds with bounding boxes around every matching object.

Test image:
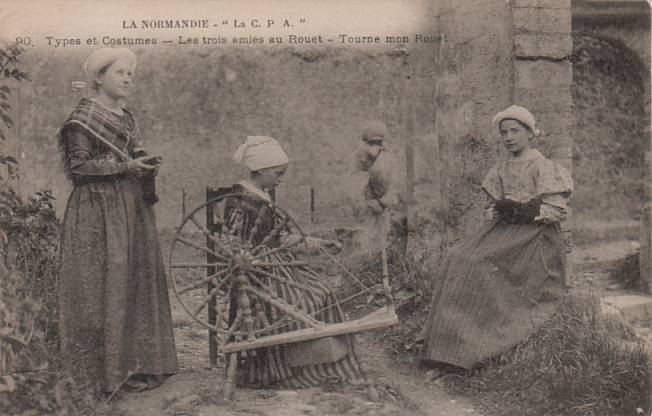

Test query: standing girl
[58,48,177,394]
[419,105,572,369]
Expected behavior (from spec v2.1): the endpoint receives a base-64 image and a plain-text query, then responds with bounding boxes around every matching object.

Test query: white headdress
[82,48,137,84]
[233,136,289,171]
[492,105,541,136]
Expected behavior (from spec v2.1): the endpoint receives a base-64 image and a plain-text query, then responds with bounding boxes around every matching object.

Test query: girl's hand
[322,239,343,255]
[127,156,160,176]
[484,206,496,221]
[534,204,565,224]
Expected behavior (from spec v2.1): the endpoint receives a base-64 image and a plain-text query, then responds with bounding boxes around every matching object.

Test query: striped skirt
[419,222,567,369]
[233,250,363,388]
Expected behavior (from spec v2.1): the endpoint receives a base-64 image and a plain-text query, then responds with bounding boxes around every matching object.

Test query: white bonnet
[233,136,289,171]
[492,105,541,136]
[82,47,137,83]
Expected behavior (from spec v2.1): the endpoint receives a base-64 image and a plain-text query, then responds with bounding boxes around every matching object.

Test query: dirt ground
[115,290,480,416]
[113,220,641,416]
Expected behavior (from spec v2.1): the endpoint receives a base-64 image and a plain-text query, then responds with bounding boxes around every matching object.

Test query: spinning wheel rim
[168,190,399,355]
[168,191,310,336]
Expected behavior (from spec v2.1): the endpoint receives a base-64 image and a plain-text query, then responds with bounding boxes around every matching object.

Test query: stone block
[513,88,573,113]
[514,33,572,58]
[513,7,571,34]
[513,0,571,9]
[532,110,574,133]
[600,299,628,325]
[514,60,572,90]
[602,295,652,323]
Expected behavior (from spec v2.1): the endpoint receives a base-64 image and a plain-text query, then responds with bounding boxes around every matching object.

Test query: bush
[336,241,441,355]
[337,249,434,308]
[0,265,41,373]
[0,40,117,416]
[0,189,60,353]
[610,250,641,291]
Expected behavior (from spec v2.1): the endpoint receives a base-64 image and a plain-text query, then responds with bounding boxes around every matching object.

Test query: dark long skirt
[58,176,178,392]
[419,221,566,369]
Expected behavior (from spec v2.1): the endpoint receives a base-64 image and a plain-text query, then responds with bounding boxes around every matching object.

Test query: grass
[572,221,639,248]
[441,293,650,416]
[344,228,651,416]
[163,223,651,416]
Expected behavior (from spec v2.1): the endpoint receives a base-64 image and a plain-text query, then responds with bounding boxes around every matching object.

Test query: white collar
[510,148,543,162]
[238,180,271,202]
[90,97,125,116]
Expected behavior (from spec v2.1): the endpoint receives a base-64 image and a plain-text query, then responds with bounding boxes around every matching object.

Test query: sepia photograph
[0,0,650,414]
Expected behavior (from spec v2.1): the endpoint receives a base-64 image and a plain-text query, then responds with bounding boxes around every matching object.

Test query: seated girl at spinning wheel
[224,135,364,388]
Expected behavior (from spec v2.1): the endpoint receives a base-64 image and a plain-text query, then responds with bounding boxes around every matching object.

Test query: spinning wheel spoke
[319,246,373,292]
[224,313,243,342]
[192,280,230,319]
[170,190,397,360]
[267,289,374,334]
[188,214,235,256]
[171,262,226,269]
[252,261,308,268]
[177,268,229,295]
[175,236,230,262]
[215,232,238,254]
[244,287,323,329]
[250,266,325,296]
[244,272,284,299]
[243,272,310,321]
[252,237,304,260]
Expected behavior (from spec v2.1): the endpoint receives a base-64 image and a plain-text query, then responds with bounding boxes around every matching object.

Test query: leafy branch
[0,41,28,178]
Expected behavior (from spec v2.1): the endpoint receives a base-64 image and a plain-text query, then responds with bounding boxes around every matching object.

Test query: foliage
[0,265,41,374]
[610,250,641,291]
[0,40,27,181]
[572,35,647,220]
[1,189,60,343]
[0,40,82,416]
[337,234,441,353]
[0,41,60,352]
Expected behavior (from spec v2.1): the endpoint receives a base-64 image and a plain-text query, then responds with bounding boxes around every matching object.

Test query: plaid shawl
[60,98,144,178]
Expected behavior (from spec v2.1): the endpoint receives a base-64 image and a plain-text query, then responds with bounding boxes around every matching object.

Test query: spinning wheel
[168,187,398,398]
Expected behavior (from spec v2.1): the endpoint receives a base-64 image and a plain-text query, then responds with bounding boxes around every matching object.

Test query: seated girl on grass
[418,105,573,369]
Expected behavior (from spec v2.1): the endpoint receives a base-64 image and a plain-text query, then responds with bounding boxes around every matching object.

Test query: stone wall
[412,0,513,247]
[513,0,573,168]
[9,1,575,247]
[572,0,652,291]
[414,0,573,253]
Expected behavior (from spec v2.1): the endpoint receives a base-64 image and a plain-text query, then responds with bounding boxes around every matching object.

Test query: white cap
[233,136,289,171]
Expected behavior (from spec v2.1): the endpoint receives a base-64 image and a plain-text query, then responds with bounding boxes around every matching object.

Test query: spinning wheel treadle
[168,187,398,396]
